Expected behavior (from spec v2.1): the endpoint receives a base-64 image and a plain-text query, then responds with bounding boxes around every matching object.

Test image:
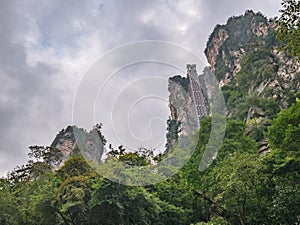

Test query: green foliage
[236,49,279,90]
[215,48,233,81]
[276,0,300,60]
[210,11,276,82]
[1,103,300,224]
[89,178,188,225]
[222,85,280,121]
[246,117,270,142]
[267,100,300,152]
[0,179,18,224]
[169,75,189,93]
[257,101,300,224]
[166,117,181,152]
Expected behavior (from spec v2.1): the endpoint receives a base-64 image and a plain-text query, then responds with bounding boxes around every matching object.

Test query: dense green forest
[1,100,300,224]
[1,1,300,224]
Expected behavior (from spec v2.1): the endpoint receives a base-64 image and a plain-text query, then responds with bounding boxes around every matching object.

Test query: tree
[267,99,300,153]
[263,100,300,224]
[53,156,97,224]
[8,145,62,183]
[0,178,18,224]
[276,0,300,60]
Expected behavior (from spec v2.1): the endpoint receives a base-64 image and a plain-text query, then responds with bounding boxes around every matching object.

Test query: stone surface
[50,126,104,169]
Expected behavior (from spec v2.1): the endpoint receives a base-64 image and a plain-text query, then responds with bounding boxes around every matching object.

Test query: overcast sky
[0,0,282,177]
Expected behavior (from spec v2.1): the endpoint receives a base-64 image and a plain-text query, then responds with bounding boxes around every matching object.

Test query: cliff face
[205,28,228,72]
[168,76,198,137]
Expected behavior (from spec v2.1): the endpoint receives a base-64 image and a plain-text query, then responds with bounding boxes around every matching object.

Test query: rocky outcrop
[51,126,76,169]
[205,10,300,110]
[51,126,104,169]
[205,10,273,85]
[204,10,300,155]
[168,76,198,138]
[73,127,104,165]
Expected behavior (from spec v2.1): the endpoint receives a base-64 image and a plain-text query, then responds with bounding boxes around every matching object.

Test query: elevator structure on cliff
[187,64,209,121]
[166,64,209,152]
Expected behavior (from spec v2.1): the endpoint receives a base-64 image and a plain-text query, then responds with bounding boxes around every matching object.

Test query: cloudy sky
[0,0,282,176]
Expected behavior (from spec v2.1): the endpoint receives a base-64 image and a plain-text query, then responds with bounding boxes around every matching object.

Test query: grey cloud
[0,1,67,176]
